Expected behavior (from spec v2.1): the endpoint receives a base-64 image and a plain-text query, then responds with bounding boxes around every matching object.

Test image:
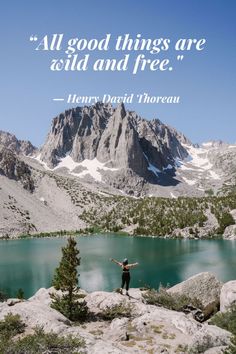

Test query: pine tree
[51,237,87,321]
[16,288,24,300]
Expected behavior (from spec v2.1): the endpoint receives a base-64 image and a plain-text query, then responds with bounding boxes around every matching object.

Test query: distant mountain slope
[0,130,36,156]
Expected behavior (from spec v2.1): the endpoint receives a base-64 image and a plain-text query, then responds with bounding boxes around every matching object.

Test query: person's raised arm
[110,258,122,266]
[127,262,139,268]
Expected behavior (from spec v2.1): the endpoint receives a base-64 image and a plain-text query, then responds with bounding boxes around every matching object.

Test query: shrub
[51,295,88,322]
[16,288,24,300]
[143,287,203,312]
[100,304,132,320]
[217,212,235,234]
[0,326,84,354]
[0,290,7,302]
[210,305,236,335]
[225,335,236,354]
[0,313,26,341]
[210,305,236,354]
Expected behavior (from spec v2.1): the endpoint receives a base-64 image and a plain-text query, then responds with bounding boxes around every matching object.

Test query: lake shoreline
[0,232,225,241]
[0,229,226,241]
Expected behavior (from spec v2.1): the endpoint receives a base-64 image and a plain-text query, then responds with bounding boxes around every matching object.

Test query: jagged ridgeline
[0,103,236,238]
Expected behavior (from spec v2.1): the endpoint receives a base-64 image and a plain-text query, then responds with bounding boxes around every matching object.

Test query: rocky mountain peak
[0,130,36,156]
[116,102,126,119]
[38,103,191,191]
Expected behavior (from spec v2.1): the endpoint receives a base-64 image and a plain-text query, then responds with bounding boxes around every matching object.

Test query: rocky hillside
[0,272,235,353]
[0,148,34,192]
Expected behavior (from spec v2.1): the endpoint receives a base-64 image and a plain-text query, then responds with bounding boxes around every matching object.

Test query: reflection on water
[0,235,235,298]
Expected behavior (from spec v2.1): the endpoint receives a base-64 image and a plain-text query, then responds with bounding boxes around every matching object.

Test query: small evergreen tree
[16,288,24,300]
[0,290,7,302]
[51,237,87,321]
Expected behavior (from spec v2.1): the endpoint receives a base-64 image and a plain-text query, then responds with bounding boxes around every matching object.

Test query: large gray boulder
[85,290,131,315]
[0,300,70,333]
[220,280,236,312]
[191,325,231,353]
[167,272,223,317]
[223,225,236,240]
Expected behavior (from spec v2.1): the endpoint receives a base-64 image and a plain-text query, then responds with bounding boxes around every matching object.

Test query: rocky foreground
[0,272,236,353]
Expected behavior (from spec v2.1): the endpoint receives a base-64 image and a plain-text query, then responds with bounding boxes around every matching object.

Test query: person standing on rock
[110,258,139,296]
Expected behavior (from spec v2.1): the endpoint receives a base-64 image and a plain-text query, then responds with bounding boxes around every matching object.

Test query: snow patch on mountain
[143,153,161,177]
[170,192,177,198]
[182,176,197,186]
[34,154,51,171]
[70,158,118,182]
[202,142,214,147]
[209,170,221,180]
[33,154,118,183]
[181,144,213,171]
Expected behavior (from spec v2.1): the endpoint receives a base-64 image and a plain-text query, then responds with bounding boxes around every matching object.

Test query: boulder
[191,325,231,353]
[85,288,148,317]
[28,287,53,306]
[223,225,236,240]
[220,280,236,312]
[6,298,24,306]
[203,346,228,354]
[0,300,70,333]
[167,272,222,317]
[29,287,88,306]
[85,291,130,315]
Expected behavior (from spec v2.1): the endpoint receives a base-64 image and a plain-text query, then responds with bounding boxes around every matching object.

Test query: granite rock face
[38,103,236,197]
[0,148,34,191]
[167,272,223,317]
[39,103,189,188]
[220,280,236,312]
[0,130,36,156]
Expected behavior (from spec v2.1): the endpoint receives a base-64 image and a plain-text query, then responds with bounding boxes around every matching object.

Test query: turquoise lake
[0,234,236,298]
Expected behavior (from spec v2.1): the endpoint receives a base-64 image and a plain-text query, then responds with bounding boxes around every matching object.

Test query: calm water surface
[0,234,236,298]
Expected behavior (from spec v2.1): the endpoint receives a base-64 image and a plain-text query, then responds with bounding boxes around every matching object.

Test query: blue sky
[0,0,235,146]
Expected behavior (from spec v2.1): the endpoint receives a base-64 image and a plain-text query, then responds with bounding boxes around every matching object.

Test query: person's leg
[121,274,125,293]
[126,274,131,295]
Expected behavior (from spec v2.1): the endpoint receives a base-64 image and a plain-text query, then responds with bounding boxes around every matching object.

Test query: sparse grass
[175,344,189,353]
[150,324,164,334]
[121,340,136,347]
[0,313,25,340]
[100,304,132,320]
[210,305,236,335]
[143,287,203,313]
[89,329,103,336]
[162,332,176,340]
